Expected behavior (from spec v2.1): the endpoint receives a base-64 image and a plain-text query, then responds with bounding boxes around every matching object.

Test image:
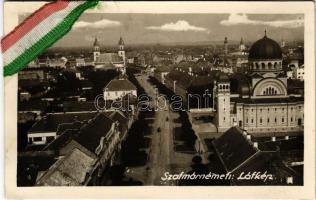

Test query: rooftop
[29,112,97,133]
[105,78,137,91]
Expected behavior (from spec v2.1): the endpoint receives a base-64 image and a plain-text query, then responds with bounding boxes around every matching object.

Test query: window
[291,107,293,111]
[261,63,265,69]
[251,119,254,123]
[267,108,270,112]
[260,109,262,112]
[267,118,270,123]
[282,118,284,123]
[33,137,42,142]
[291,117,293,122]
[274,62,277,69]
[282,108,285,112]
[275,108,277,112]
[223,117,226,121]
[260,118,262,123]
[298,106,302,109]
[251,109,254,112]
[246,118,248,123]
[275,118,277,123]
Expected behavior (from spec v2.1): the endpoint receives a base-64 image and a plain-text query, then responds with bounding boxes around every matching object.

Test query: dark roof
[62,101,97,112]
[229,73,252,95]
[165,69,218,90]
[106,111,128,133]
[212,127,258,172]
[43,129,78,152]
[75,113,114,153]
[249,35,282,60]
[105,78,137,91]
[18,99,47,112]
[29,112,97,133]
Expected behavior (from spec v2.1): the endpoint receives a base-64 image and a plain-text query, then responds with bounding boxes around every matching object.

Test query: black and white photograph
[3,2,314,199]
[16,10,306,187]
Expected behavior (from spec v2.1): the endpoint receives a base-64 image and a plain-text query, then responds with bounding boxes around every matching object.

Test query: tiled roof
[105,78,137,91]
[212,127,258,172]
[36,148,96,186]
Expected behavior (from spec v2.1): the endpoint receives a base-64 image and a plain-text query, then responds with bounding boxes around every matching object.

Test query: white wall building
[104,78,137,101]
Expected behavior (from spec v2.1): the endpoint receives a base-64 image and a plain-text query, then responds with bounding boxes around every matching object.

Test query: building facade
[93,37,126,74]
[214,33,304,136]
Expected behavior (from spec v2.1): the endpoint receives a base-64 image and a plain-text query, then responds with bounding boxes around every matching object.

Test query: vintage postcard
[4,1,315,199]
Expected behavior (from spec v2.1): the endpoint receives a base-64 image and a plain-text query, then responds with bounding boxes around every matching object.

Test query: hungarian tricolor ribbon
[1,1,99,76]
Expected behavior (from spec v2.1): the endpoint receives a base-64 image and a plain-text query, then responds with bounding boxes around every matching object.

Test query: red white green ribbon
[1,1,98,76]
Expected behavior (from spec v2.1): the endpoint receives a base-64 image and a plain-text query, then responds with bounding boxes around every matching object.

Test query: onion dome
[249,32,282,60]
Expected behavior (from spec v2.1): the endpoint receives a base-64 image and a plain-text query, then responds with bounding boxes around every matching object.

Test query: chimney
[246,135,251,141]
[253,142,258,148]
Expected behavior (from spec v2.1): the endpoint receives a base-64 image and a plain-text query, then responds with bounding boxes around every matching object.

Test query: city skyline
[19,13,304,48]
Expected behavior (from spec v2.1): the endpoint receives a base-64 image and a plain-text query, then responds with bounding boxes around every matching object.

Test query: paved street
[125,74,193,185]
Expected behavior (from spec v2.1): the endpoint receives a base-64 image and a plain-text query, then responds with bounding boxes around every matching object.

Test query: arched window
[256,63,260,69]
[268,62,272,69]
[263,91,266,95]
[261,63,265,69]
[274,62,277,69]
[274,90,277,95]
[267,118,270,123]
[226,85,229,90]
[219,85,222,89]
[268,87,272,95]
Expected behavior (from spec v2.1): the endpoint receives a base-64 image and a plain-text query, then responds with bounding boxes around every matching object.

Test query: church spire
[240,37,244,45]
[118,36,124,45]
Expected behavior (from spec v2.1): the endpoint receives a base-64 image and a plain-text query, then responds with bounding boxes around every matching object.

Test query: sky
[34,13,304,48]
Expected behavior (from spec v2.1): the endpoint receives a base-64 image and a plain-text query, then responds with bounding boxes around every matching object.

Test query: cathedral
[93,36,126,74]
[214,32,304,137]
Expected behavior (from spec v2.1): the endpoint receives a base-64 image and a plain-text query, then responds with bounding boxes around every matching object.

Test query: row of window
[242,106,302,113]
[219,85,230,90]
[245,117,296,124]
[251,62,281,70]
[263,87,278,95]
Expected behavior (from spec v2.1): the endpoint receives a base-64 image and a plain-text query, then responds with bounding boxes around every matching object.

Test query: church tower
[93,37,100,62]
[281,38,286,48]
[215,75,231,132]
[224,36,228,56]
[118,36,126,66]
[239,37,246,51]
